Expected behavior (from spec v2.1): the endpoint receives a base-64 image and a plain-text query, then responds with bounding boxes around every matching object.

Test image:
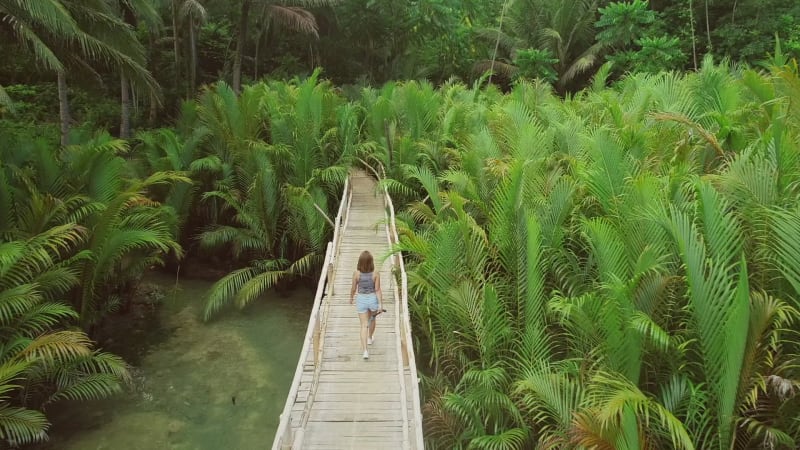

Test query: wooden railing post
[329,178,350,297]
[327,261,335,296]
[312,317,320,366]
[279,414,292,450]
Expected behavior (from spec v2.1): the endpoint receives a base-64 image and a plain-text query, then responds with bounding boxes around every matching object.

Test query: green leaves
[667,182,750,449]
[585,372,695,450]
[0,404,48,445]
[192,77,347,319]
[0,230,129,445]
[767,208,800,300]
[596,0,656,48]
[388,64,800,449]
[4,39,799,448]
[0,0,160,98]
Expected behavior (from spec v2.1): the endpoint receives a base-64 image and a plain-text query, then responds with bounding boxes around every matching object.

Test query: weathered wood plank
[311,361,398,371]
[311,393,401,403]
[307,409,403,422]
[314,382,400,394]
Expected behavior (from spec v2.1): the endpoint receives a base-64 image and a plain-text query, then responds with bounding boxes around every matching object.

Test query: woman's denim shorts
[355,293,379,313]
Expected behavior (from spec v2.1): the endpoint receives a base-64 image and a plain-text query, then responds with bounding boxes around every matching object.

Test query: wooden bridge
[272,170,424,449]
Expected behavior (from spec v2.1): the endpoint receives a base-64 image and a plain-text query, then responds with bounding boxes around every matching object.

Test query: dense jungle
[1,0,800,448]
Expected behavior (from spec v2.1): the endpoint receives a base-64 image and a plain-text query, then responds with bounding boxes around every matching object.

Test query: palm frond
[587,371,695,450]
[47,373,122,402]
[13,302,78,338]
[0,284,41,327]
[515,365,584,440]
[0,404,48,445]
[668,200,749,448]
[203,266,259,321]
[766,208,800,299]
[473,60,519,79]
[560,42,604,87]
[266,5,319,38]
[234,267,287,310]
[469,427,529,450]
[15,331,93,365]
[178,0,207,22]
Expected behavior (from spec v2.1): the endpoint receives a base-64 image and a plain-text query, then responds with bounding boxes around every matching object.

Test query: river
[29,272,313,450]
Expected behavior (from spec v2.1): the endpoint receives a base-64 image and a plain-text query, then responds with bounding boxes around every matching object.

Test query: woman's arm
[374,273,383,309]
[349,271,358,304]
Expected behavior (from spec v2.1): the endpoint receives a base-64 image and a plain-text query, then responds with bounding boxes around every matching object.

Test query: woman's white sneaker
[362,350,369,359]
[367,337,374,345]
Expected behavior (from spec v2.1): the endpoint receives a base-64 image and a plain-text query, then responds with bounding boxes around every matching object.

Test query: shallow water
[30,272,313,450]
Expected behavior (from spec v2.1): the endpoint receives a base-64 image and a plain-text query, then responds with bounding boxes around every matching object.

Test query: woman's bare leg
[368,313,377,340]
[358,312,370,352]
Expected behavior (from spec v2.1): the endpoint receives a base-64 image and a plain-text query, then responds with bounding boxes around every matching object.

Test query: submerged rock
[167,419,186,436]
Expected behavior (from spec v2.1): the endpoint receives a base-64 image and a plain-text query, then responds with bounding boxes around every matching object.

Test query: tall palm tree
[167,0,208,97]
[231,0,338,93]
[114,0,162,139]
[179,0,207,94]
[0,0,160,145]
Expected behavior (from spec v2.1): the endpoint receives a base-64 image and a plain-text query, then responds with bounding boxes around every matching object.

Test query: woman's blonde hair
[357,251,374,273]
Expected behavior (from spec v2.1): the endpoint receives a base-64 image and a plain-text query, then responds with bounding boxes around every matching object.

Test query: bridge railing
[272,177,351,450]
[374,163,425,450]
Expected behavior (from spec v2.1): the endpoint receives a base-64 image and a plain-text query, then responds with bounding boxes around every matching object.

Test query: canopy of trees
[2,0,799,134]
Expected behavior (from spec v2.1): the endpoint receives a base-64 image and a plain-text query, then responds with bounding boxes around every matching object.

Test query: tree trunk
[172,0,181,94]
[232,0,251,94]
[254,29,260,81]
[57,71,70,147]
[120,73,131,139]
[704,0,712,52]
[254,23,272,81]
[189,15,197,93]
[148,31,159,126]
[488,0,510,86]
[689,0,698,70]
[149,92,158,126]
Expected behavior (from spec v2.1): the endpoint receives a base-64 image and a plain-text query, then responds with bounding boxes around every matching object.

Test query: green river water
[30,272,313,450]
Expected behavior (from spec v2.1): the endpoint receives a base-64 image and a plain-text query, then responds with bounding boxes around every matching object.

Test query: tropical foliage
[0,226,130,445]
[0,0,160,144]
[359,59,800,448]
[1,2,799,447]
[0,129,185,443]
[0,67,357,444]
[4,0,798,136]
[187,72,352,319]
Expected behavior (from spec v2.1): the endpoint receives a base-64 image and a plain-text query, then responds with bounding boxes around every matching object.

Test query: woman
[349,250,383,359]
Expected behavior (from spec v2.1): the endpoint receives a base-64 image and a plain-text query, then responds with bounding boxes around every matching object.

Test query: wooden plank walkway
[273,170,424,450]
